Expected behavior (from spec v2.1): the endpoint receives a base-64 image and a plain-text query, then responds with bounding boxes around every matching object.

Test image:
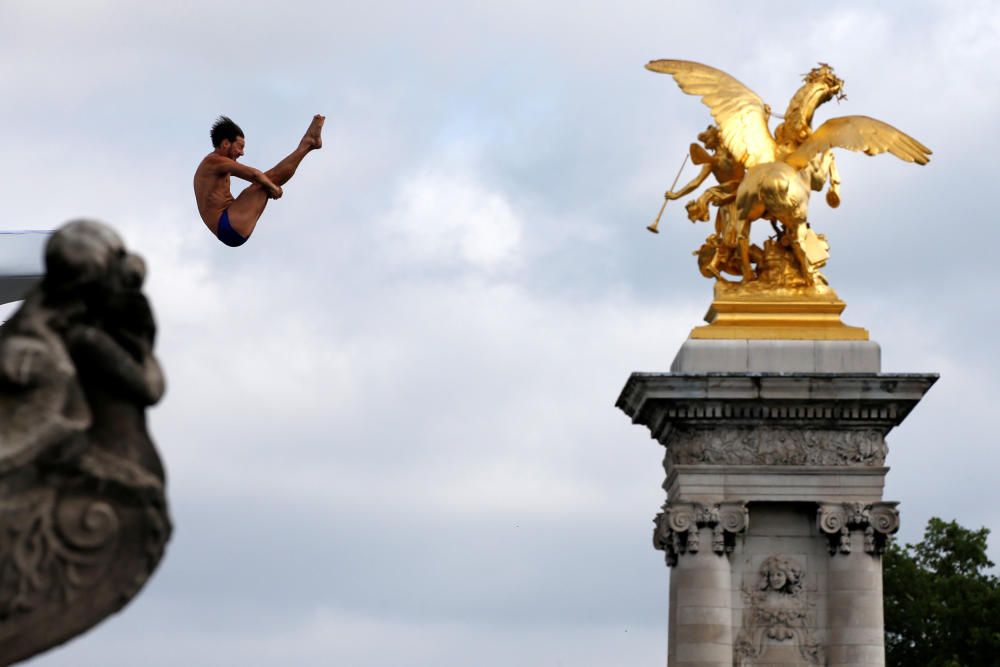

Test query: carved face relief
[758,555,803,596]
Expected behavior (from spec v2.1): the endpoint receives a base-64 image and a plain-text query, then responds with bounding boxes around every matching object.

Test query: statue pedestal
[617,339,935,666]
[690,291,868,341]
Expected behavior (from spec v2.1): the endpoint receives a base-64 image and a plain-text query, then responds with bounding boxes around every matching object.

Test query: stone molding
[668,427,887,467]
[817,502,900,555]
[0,478,167,622]
[616,373,938,448]
[653,500,748,566]
[656,401,900,424]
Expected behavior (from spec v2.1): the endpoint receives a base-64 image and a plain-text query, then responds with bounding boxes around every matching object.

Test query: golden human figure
[646,60,931,291]
[663,125,756,282]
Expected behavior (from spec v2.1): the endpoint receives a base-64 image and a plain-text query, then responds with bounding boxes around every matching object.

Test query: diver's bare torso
[193,155,237,235]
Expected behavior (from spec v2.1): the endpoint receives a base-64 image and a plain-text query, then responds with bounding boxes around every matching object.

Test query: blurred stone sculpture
[0,220,170,665]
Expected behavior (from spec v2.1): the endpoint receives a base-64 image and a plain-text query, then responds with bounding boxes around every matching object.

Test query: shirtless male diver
[194,114,324,247]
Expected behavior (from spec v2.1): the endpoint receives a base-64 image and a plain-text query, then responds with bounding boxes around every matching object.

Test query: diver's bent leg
[226,185,270,238]
[264,147,309,186]
[223,116,324,238]
[266,114,324,185]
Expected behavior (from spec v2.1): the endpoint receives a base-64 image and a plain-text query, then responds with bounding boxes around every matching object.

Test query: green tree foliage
[884,518,1000,666]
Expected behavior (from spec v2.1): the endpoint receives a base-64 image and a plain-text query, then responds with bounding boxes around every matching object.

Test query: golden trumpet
[647,199,669,234]
[648,153,689,234]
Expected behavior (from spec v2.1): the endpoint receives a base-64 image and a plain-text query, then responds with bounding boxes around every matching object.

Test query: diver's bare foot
[301,114,325,151]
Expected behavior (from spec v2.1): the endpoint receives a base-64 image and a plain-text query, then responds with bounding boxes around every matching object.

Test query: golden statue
[645,60,931,340]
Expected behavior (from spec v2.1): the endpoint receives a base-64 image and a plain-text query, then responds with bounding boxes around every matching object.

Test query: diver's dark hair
[210,116,243,147]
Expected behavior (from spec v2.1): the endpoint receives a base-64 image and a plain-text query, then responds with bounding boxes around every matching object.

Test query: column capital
[654,500,748,566]
[817,501,900,555]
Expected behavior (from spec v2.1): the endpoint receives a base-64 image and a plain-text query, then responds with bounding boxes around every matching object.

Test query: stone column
[819,503,900,666]
[616,339,936,666]
[656,501,747,666]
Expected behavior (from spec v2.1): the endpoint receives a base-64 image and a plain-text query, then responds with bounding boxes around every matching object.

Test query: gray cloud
[5,0,998,664]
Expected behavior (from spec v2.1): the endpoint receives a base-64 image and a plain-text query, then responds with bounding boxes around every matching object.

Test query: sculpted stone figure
[758,555,804,596]
[0,220,170,665]
[736,555,823,665]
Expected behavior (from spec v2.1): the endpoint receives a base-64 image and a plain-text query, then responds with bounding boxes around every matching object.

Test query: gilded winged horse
[647,60,931,287]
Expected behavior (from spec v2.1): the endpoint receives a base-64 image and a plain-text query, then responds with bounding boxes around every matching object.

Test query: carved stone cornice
[668,427,886,467]
[616,373,938,447]
[653,500,748,566]
[817,502,899,555]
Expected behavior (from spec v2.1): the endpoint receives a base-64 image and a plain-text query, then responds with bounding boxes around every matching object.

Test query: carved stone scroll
[817,502,899,555]
[653,500,747,566]
[0,221,171,664]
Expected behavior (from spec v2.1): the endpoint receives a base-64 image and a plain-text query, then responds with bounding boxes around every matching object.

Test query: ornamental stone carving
[817,502,899,555]
[667,427,887,467]
[653,500,747,566]
[0,221,170,664]
[735,554,823,665]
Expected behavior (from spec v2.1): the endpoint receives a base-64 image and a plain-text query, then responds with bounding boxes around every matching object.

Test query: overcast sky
[2,1,998,665]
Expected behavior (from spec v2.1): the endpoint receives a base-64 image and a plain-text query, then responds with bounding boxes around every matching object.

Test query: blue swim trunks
[216,209,247,247]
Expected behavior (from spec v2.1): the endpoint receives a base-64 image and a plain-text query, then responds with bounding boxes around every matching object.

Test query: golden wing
[645,59,776,167]
[785,115,932,169]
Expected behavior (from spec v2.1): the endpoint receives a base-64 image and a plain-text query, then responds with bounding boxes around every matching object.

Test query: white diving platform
[0,231,51,306]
